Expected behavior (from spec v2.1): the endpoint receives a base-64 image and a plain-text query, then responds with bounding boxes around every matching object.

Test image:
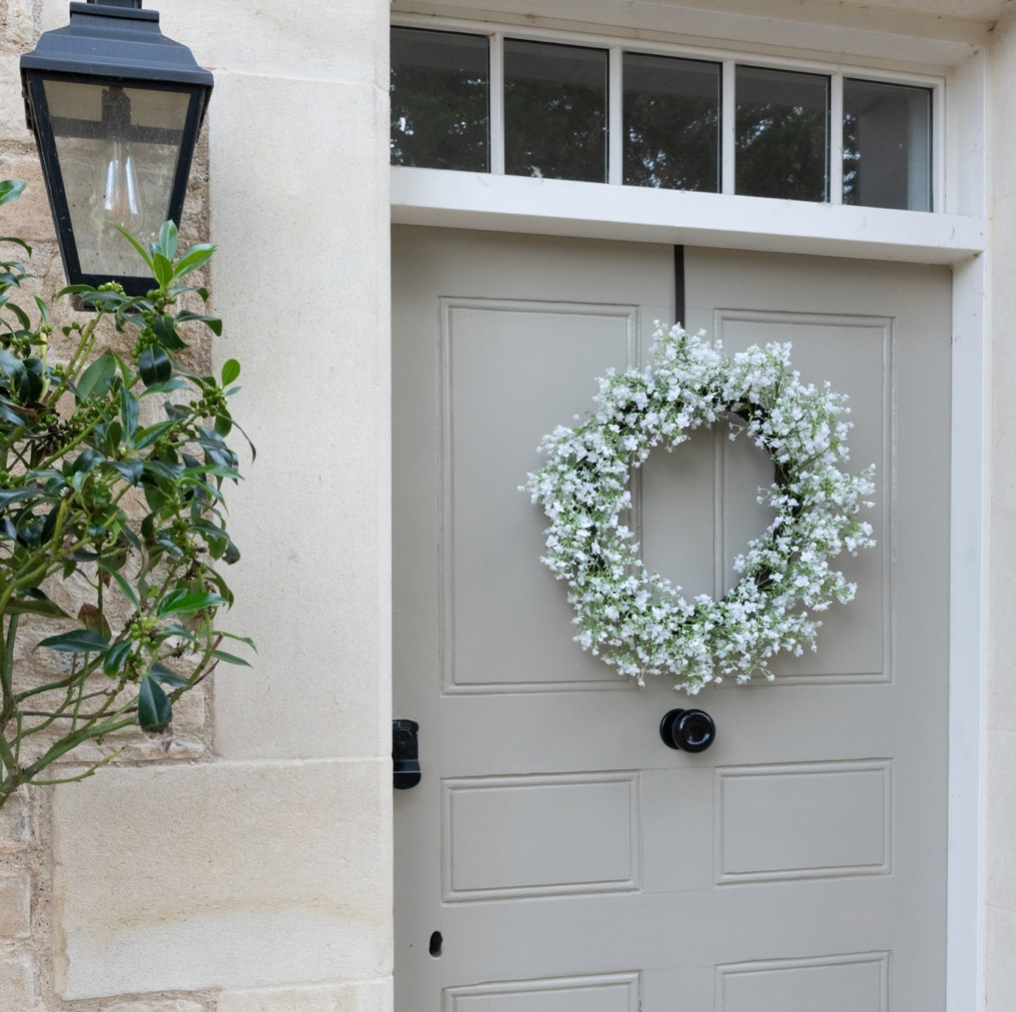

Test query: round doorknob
[660,708,716,753]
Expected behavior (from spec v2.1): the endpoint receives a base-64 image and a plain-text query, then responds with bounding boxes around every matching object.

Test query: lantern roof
[20,2,214,113]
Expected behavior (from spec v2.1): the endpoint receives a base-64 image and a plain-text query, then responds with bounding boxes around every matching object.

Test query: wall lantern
[20,0,213,295]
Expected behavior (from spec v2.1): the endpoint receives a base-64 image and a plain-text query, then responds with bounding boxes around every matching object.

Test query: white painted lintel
[392,167,986,265]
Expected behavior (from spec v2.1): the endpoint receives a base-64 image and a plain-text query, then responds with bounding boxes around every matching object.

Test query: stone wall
[0,0,392,1009]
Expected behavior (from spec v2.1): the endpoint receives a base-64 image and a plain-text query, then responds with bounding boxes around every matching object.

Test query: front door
[393,226,951,1011]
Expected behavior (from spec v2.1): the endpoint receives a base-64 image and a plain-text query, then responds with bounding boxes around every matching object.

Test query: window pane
[390,27,489,172]
[843,79,932,212]
[623,53,721,192]
[44,78,190,277]
[736,66,829,202]
[504,39,607,183]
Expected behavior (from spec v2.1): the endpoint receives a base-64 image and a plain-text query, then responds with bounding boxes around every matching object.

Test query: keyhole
[429,930,443,957]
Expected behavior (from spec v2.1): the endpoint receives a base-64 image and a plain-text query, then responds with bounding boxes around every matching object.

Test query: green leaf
[0,180,26,206]
[138,346,171,387]
[56,284,98,298]
[221,359,241,386]
[175,310,222,336]
[0,348,26,385]
[214,413,232,437]
[0,488,36,509]
[221,631,258,652]
[103,420,122,455]
[0,236,32,256]
[150,662,190,688]
[174,243,215,279]
[110,222,155,272]
[212,649,251,667]
[230,418,257,463]
[71,448,104,475]
[36,629,111,654]
[33,295,49,324]
[152,252,174,289]
[103,639,133,676]
[156,623,197,643]
[134,422,177,453]
[158,220,179,261]
[120,385,139,443]
[156,591,226,617]
[138,674,172,730]
[181,463,242,480]
[139,378,191,396]
[99,562,140,610]
[76,353,116,402]
[4,597,68,619]
[110,460,143,486]
[153,314,187,350]
[5,302,30,330]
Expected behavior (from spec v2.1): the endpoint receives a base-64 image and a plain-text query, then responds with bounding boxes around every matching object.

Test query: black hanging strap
[674,245,686,328]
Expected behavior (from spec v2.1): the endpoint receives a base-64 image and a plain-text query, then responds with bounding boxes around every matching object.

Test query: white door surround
[388,7,990,1012]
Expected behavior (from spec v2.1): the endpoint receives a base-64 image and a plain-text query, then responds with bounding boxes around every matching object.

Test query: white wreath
[523,326,877,693]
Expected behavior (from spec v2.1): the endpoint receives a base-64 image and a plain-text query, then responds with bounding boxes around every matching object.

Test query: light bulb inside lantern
[97,137,144,234]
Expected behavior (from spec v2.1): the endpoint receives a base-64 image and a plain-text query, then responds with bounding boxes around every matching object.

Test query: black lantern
[20,0,213,294]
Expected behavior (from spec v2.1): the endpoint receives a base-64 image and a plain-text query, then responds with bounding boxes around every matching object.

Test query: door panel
[393,227,951,1011]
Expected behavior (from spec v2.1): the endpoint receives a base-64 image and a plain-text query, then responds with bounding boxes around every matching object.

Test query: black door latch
[393,718,422,790]
[659,708,716,753]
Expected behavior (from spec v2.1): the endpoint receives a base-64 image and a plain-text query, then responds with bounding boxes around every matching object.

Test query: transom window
[390,26,934,212]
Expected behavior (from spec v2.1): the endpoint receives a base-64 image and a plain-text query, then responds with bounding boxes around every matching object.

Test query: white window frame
[392,14,948,210]
[390,11,989,1012]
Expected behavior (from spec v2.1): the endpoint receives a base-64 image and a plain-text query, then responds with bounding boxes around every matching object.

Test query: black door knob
[660,708,716,753]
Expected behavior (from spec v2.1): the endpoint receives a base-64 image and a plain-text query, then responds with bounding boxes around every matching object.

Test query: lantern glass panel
[43,78,190,278]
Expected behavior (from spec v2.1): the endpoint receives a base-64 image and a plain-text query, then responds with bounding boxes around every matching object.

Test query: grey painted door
[393,226,951,1012]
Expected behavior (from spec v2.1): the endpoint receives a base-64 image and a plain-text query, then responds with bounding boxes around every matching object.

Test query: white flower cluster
[523,325,877,693]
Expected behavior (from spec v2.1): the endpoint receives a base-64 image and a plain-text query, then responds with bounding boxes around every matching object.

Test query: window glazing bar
[490,32,505,175]
[609,46,623,185]
[722,60,736,195]
[830,73,844,205]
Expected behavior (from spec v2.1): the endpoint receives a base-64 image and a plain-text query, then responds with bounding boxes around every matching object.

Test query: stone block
[210,74,390,762]
[0,153,56,242]
[988,728,1016,911]
[5,0,36,49]
[0,871,31,937]
[0,953,40,1011]
[988,904,1016,1011]
[217,979,391,1012]
[38,0,387,86]
[103,1002,205,1012]
[53,759,392,999]
[38,684,208,765]
[0,788,30,849]
[0,55,34,145]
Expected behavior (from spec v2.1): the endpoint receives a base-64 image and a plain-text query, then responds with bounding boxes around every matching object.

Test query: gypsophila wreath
[523,325,877,693]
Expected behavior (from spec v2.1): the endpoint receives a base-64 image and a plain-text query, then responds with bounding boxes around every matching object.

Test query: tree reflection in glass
[390,27,489,172]
[504,39,608,183]
[624,53,721,192]
[736,66,829,202]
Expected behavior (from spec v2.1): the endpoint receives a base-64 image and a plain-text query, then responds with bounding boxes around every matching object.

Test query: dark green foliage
[0,184,253,805]
[390,27,489,172]
[735,68,829,203]
[623,54,721,192]
[504,39,607,183]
